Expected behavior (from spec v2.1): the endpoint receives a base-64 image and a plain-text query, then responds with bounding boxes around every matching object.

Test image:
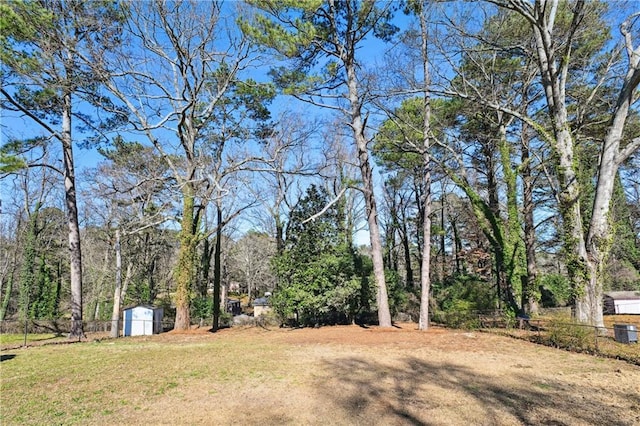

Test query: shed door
[123,310,132,336]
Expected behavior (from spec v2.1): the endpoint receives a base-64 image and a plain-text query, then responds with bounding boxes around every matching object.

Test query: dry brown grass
[1,323,639,425]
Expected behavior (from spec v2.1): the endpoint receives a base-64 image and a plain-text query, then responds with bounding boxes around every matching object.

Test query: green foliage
[218,311,233,328]
[0,0,53,72]
[431,275,497,329]
[437,275,497,312]
[0,137,48,172]
[28,256,59,319]
[546,317,594,352]
[606,174,640,290]
[191,296,213,321]
[0,150,26,173]
[126,278,153,307]
[433,299,481,330]
[539,274,572,307]
[18,210,38,321]
[373,97,460,173]
[241,0,398,96]
[17,205,64,320]
[202,64,276,143]
[240,0,321,59]
[272,243,370,326]
[272,185,373,326]
[1,0,127,146]
[384,269,408,316]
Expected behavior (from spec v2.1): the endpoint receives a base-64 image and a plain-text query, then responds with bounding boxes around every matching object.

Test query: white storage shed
[604,291,640,315]
[122,305,164,336]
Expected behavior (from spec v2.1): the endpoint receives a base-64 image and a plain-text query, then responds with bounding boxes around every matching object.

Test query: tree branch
[0,89,62,143]
[302,187,347,224]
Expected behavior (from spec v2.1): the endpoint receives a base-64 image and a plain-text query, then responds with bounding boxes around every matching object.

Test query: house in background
[604,291,640,315]
[253,293,272,317]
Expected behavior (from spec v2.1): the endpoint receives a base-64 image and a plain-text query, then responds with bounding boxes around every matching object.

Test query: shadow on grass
[1,354,16,362]
[318,356,638,426]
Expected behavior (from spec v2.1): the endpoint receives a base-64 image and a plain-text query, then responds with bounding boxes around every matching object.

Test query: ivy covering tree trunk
[174,185,197,331]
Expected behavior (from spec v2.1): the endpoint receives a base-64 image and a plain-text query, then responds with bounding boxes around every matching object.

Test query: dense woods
[1,0,638,335]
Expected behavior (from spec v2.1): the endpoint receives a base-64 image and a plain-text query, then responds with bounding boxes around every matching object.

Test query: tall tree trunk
[383,216,396,271]
[414,182,424,266]
[110,229,123,338]
[211,204,223,332]
[275,217,285,255]
[359,148,392,327]
[584,51,640,329]
[547,100,591,322]
[173,183,196,331]
[520,0,595,325]
[401,220,414,288]
[345,56,391,327]
[498,120,526,315]
[439,194,447,282]
[556,128,592,323]
[62,92,84,339]
[418,2,432,330]
[419,146,432,330]
[452,218,463,274]
[521,122,539,315]
[200,237,212,298]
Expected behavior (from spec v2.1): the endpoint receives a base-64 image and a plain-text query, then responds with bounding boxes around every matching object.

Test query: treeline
[1,0,638,335]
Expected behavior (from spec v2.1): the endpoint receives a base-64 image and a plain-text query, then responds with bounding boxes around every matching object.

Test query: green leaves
[0,152,26,173]
[0,137,50,173]
[272,185,370,325]
[0,0,53,73]
[242,0,398,98]
[239,1,319,59]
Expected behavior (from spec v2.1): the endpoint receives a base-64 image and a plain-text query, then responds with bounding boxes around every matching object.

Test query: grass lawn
[1,324,639,425]
[0,333,65,346]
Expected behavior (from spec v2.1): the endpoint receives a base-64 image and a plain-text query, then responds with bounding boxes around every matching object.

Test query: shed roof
[604,291,640,300]
[253,297,270,306]
[123,304,162,311]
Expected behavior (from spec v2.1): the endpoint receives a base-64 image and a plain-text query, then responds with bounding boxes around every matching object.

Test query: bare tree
[83,138,174,337]
[249,112,323,254]
[230,231,276,299]
[100,1,270,330]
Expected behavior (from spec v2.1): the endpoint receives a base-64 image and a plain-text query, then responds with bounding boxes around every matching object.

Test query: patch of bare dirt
[134,323,640,425]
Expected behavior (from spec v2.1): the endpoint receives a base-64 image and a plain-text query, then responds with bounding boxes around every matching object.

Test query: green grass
[2,326,638,425]
[0,333,63,345]
[1,335,291,425]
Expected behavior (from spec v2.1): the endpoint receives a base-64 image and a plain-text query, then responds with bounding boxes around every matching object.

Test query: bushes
[431,275,498,329]
[543,317,595,351]
[190,296,212,324]
[539,274,571,307]
[432,300,481,329]
[385,270,410,317]
[271,186,376,327]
